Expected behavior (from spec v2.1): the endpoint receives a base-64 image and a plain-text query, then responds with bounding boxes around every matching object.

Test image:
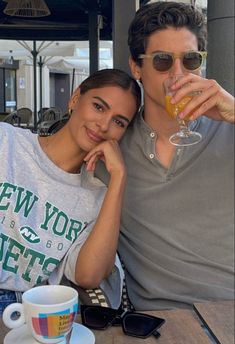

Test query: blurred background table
[194,300,234,344]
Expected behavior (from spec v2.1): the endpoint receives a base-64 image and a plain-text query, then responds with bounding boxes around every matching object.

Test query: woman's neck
[38,130,86,174]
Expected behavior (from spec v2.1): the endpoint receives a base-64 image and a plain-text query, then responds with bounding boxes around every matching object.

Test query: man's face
[130,27,199,112]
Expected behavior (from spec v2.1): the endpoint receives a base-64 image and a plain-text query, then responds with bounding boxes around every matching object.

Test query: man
[114,2,234,310]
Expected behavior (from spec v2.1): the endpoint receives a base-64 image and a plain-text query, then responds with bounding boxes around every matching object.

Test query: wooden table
[194,300,234,344]
[0,301,233,344]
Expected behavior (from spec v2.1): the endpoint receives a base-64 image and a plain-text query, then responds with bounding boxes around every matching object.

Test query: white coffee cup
[3,285,78,344]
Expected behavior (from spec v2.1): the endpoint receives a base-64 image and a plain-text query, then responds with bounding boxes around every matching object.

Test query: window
[5,69,17,113]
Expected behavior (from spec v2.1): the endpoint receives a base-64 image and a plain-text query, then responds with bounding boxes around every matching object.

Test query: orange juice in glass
[163,75,202,146]
[165,95,193,122]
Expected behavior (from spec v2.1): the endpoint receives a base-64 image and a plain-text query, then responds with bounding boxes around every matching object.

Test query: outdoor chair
[63,259,134,311]
[72,275,134,311]
[16,107,33,126]
[3,112,21,126]
[37,115,69,136]
[41,107,62,121]
[37,107,64,135]
[38,107,49,121]
[47,116,69,134]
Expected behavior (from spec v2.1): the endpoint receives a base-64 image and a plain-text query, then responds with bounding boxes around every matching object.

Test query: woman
[0,68,141,314]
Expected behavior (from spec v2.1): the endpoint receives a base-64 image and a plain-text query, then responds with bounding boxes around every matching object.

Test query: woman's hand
[84,139,126,178]
[171,74,235,123]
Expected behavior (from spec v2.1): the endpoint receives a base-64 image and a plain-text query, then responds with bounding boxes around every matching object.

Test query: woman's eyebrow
[116,115,130,124]
[93,96,130,124]
[93,96,110,109]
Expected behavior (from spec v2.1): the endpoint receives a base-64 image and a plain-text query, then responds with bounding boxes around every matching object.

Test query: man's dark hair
[128,1,207,66]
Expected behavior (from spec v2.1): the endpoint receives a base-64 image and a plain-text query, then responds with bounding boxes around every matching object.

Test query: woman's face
[68,86,137,152]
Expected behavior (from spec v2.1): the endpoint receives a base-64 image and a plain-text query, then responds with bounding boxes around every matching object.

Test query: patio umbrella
[47,59,89,95]
[47,55,113,95]
[0,39,76,129]
[0,39,113,127]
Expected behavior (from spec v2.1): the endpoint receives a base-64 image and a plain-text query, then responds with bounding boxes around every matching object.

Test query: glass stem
[177,117,189,136]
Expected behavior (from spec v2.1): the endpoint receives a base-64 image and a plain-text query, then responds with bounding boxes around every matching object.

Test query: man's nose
[170,57,184,76]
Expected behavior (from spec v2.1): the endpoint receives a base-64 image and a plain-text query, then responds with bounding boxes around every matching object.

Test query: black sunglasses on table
[80,305,165,339]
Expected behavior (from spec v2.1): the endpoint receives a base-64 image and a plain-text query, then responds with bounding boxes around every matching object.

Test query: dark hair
[128,1,207,66]
[79,68,141,113]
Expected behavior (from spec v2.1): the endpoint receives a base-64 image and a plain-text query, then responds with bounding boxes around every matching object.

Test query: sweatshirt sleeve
[48,221,94,285]
[48,220,124,309]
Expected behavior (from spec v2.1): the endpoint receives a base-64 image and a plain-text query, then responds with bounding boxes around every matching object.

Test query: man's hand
[171,74,235,123]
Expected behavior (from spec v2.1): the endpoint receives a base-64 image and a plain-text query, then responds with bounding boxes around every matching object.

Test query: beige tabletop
[193,300,235,344]
[0,307,215,344]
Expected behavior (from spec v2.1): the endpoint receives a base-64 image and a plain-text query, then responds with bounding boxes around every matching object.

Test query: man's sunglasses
[81,305,165,339]
[139,51,207,72]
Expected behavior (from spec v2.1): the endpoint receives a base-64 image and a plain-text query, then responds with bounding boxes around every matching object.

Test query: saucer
[67,323,95,344]
[4,322,95,344]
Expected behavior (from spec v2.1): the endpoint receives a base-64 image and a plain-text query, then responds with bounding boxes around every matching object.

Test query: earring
[68,108,73,115]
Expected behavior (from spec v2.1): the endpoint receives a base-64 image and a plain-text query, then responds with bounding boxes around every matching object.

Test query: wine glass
[163,75,202,147]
